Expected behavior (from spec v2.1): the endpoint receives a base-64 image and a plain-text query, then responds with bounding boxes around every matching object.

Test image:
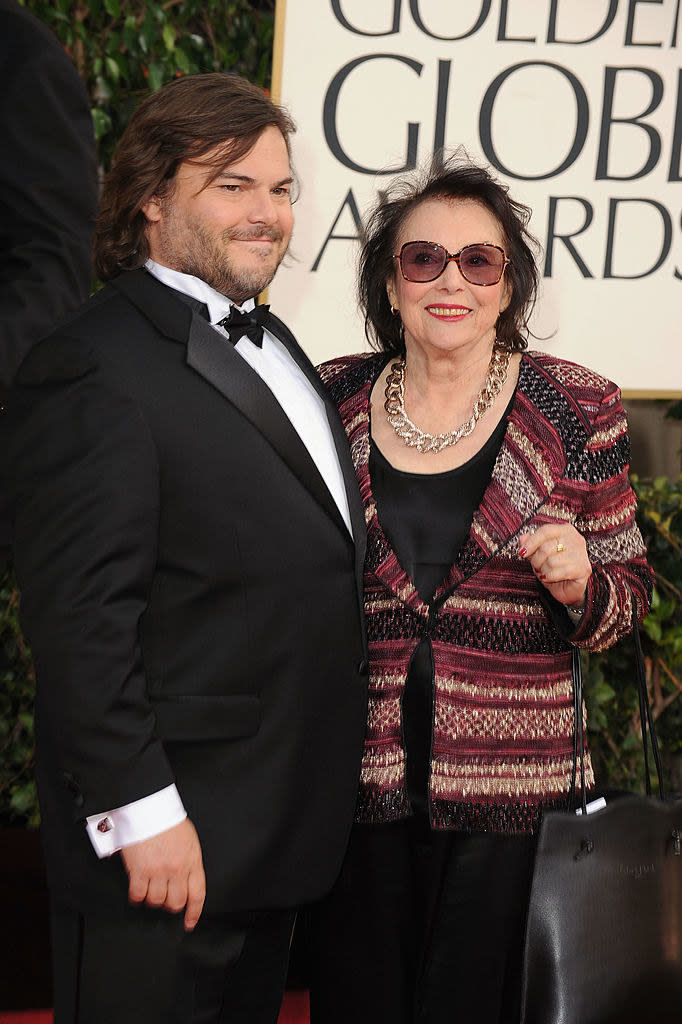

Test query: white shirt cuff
[85,784,187,858]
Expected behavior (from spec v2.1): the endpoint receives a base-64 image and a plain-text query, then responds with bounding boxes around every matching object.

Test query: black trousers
[51,899,295,1024]
[308,819,537,1024]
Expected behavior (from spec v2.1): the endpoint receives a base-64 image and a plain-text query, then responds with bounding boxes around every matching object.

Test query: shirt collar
[145,259,255,322]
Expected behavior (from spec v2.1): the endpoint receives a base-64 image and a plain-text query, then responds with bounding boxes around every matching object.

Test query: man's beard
[158,217,287,304]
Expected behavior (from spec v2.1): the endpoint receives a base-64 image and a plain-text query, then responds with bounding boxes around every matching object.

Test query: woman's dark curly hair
[359,153,540,355]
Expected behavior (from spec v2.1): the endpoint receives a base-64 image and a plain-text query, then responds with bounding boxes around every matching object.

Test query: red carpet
[0,991,310,1024]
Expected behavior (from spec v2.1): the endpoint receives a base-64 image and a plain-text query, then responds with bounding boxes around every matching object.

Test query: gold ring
[556,539,565,553]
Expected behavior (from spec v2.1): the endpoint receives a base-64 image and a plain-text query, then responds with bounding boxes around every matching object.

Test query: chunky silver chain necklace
[384,345,511,454]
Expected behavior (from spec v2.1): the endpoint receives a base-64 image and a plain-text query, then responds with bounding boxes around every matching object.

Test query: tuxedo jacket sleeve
[6,328,176,816]
[0,0,97,389]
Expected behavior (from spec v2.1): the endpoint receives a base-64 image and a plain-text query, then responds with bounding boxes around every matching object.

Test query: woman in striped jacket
[309,156,653,1024]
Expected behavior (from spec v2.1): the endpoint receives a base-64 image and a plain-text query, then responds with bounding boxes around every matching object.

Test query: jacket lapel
[111,271,351,539]
[435,353,590,602]
[334,356,428,619]
[267,313,367,562]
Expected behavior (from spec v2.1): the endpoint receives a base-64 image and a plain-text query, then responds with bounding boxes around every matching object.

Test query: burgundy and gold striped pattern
[319,351,654,833]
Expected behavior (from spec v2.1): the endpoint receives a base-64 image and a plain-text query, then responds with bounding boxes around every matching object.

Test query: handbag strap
[632,602,664,797]
[570,648,588,815]
[570,586,664,807]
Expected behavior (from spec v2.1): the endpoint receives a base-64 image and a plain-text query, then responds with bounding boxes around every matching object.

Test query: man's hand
[121,818,206,931]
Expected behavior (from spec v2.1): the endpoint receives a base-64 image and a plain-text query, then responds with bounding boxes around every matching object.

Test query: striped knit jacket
[319,350,654,834]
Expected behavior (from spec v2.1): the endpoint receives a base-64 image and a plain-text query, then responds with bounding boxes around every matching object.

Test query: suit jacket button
[357,659,369,676]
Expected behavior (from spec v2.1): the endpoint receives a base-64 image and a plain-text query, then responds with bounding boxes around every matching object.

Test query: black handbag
[520,607,682,1024]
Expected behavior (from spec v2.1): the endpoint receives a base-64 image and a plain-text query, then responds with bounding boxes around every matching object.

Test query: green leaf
[163,24,176,52]
[147,63,165,92]
[590,681,616,706]
[114,54,130,84]
[10,783,37,816]
[622,732,640,752]
[657,597,676,621]
[105,55,120,81]
[93,75,113,102]
[590,707,608,730]
[643,618,662,643]
[174,47,192,75]
[103,0,121,17]
[91,107,113,141]
[140,12,158,53]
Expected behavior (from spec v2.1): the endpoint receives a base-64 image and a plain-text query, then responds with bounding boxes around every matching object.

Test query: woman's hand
[518,523,592,610]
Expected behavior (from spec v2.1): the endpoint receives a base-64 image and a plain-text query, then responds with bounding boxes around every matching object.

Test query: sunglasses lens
[400,242,446,282]
[459,244,505,285]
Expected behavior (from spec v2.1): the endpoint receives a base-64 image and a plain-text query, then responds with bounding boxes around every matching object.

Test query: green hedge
[23,0,275,168]
[584,475,682,793]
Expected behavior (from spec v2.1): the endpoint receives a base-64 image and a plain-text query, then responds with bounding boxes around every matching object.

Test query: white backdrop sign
[270,0,682,394]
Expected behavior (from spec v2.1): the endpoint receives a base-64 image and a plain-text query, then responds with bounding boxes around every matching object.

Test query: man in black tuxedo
[3,73,367,1024]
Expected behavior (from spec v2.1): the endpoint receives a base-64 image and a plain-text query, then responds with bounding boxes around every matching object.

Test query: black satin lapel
[267,314,366,559]
[112,272,352,537]
[110,268,194,343]
[433,357,578,607]
[186,315,348,534]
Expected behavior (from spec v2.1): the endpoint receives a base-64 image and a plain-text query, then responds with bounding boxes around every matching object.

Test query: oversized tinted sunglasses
[393,241,509,286]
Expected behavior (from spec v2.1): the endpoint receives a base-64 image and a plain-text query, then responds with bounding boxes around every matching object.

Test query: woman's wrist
[566,596,586,623]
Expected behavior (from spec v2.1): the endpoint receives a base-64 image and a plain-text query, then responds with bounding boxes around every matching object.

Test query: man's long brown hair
[94,73,295,281]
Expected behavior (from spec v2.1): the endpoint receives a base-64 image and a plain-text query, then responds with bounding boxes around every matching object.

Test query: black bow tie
[217,304,270,347]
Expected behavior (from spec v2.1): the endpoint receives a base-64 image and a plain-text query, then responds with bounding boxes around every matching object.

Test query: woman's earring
[389,303,404,347]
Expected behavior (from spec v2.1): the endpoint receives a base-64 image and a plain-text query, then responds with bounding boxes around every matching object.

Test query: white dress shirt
[86,261,353,856]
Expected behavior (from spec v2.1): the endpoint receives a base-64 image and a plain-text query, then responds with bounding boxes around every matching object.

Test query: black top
[370,407,510,603]
[369,401,512,818]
